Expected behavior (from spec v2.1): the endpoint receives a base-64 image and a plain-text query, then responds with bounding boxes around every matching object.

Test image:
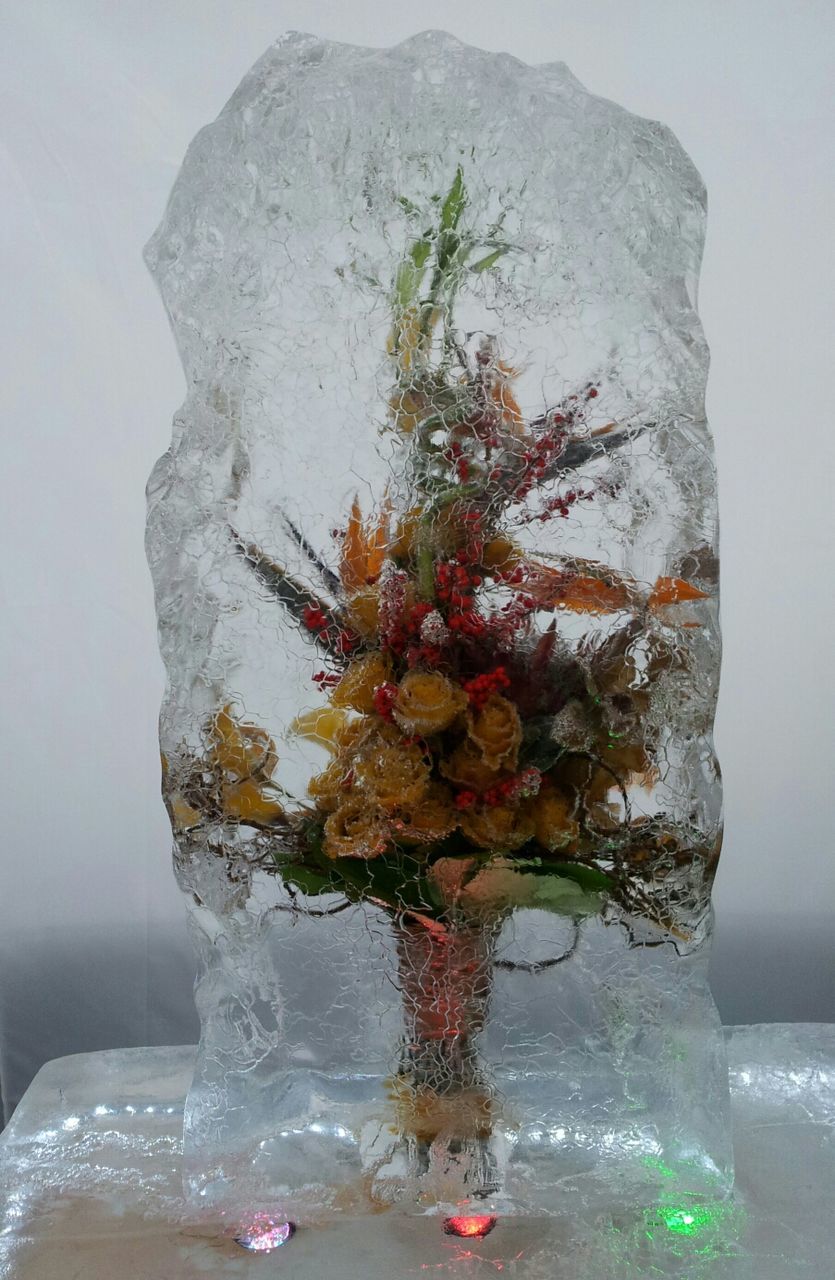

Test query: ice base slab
[1,1024,833,1278]
[181,906,732,1219]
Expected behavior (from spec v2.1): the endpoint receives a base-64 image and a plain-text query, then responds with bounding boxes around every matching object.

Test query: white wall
[1,0,833,1109]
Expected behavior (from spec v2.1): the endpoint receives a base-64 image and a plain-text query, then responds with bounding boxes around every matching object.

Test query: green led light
[642,1155,677,1179]
[655,1200,727,1238]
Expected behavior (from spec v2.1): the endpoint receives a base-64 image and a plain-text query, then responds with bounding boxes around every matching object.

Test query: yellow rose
[531,787,580,854]
[393,671,468,736]
[439,738,504,793]
[460,802,534,851]
[332,651,392,714]
[307,759,353,811]
[355,740,430,812]
[390,782,458,845]
[466,694,522,770]
[323,798,390,859]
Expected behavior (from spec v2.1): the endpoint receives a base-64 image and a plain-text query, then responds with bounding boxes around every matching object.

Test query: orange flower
[355,739,430,811]
[486,358,525,434]
[393,671,468,736]
[525,565,634,615]
[460,802,534,851]
[209,704,277,780]
[648,576,709,609]
[206,705,284,827]
[332,652,393,714]
[221,778,284,826]
[340,495,390,593]
[466,694,522,770]
[481,537,522,574]
[323,798,390,859]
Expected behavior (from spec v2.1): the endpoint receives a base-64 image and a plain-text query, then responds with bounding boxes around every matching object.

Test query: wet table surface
[0,1024,832,1278]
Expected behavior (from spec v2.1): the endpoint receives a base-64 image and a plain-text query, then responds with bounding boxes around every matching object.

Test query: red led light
[443,1214,498,1239]
[234,1218,295,1251]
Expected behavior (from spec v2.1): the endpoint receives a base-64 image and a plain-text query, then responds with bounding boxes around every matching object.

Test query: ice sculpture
[146,31,730,1227]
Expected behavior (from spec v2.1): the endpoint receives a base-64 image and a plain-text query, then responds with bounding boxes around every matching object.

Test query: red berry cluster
[522,486,594,526]
[481,777,521,807]
[382,600,433,657]
[373,681,398,721]
[302,603,328,632]
[512,425,568,501]
[461,666,511,709]
[454,766,542,812]
[312,670,342,689]
[435,558,487,638]
[302,602,356,657]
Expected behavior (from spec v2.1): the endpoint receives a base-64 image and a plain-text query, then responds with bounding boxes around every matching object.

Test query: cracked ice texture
[144,31,728,1217]
[146,30,720,857]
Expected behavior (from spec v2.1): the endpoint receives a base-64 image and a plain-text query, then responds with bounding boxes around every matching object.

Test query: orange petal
[222,779,284,825]
[530,567,632,615]
[340,495,367,593]
[366,498,391,581]
[648,577,710,609]
[290,706,351,751]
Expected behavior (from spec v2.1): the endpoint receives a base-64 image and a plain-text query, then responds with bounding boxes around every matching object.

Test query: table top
[1,1024,833,1278]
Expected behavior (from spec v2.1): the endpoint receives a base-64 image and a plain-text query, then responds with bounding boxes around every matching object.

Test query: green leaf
[548,862,614,893]
[470,247,507,273]
[530,875,603,918]
[439,165,467,232]
[283,864,337,897]
[511,857,614,895]
[411,238,433,269]
[334,850,439,918]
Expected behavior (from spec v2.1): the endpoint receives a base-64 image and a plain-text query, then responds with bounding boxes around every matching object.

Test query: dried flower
[392,670,468,736]
[419,609,450,649]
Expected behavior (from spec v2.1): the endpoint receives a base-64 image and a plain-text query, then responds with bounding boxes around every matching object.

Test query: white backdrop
[2,0,833,1118]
